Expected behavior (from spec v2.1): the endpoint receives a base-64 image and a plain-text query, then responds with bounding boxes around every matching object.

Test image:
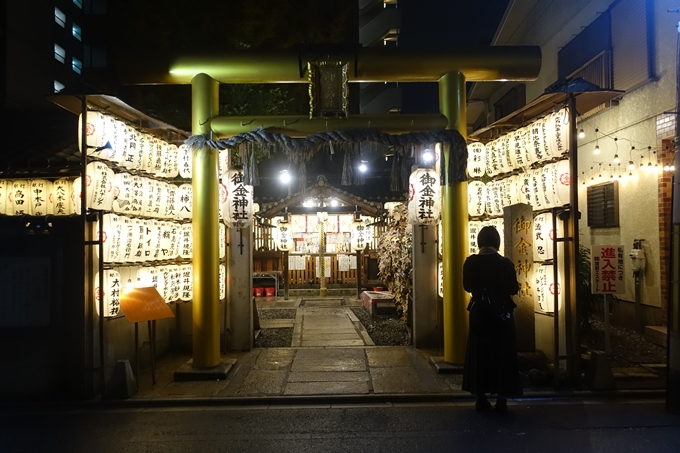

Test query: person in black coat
[461,226,523,412]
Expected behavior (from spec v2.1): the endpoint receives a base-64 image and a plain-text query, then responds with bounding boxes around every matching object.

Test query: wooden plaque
[120,286,175,323]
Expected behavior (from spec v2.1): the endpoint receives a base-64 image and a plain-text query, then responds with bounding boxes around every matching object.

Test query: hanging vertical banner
[591,245,626,294]
[407,168,440,225]
[351,217,371,251]
[222,167,254,229]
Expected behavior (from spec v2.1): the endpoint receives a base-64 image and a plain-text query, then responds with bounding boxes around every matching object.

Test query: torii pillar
[439,72,468,364]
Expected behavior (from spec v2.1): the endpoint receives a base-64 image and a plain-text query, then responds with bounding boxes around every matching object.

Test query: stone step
[644,325,667,348]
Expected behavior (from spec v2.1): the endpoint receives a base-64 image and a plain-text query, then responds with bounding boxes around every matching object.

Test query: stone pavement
[125,295,666,404]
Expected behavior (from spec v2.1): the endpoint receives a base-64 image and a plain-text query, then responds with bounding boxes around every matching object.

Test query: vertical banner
[591,245,626,294]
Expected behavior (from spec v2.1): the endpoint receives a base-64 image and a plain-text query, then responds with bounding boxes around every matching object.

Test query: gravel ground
[253,307,411,348]
[350,307,411,346]
[581,320,667,366]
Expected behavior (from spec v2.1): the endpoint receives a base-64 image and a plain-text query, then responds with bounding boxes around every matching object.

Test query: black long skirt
[461,312,523,397]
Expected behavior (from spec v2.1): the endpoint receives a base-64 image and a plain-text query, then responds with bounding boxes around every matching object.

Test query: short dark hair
[477,226,501,249]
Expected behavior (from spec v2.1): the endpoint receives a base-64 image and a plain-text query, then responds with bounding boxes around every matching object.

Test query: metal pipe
[567,93,581,385]
[118,47,541,85]
[439,71,468,364]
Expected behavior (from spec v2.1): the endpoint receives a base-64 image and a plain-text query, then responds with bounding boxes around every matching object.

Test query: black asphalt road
[1,399,679,452]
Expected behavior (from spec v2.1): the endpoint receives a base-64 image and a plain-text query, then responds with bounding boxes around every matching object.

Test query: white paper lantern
[129,176,145,216]
[533,212,557,261]
[142,178,158,217]
[112,172,134,214]
[489,180,503,216]
[275,219,294,251]
[218,181,227,220]
[156,265,173,302]
[162,183,178,219]
[520,127,534,167]
[546,108,570,157]
[509,129,528,169]
[136,266,159,291]
[178,144,192,179]
[535,264,562,313]
[121,125,140,170]
[500,134,514,172]
[97,213,125,263]
[487,218,505,256]
[52,179,74,216]
[518,171,532,206]
[29,179,54,216]
[148,220,163,261]
[151,140,167,177]
[552,159,571,206]
[219,264,226,301]
[468,220,483,256]
[94,268,122,317]
[438,261,444,298]
[106,119,127,164]
[485,139,499,177]
[218,221,226,259]
[438,222,443,256]
[131,218,146,262]
[467,142,486,178]
[530,168,546,211]
[179,264,193,301]
[540,163,555,208]
[407,168,440,225]
[179,223,193,259]
[218,150,230,177]
[78,111,113,157]
[86,161,115,211]
[169,265,182,302]
[0,179,10,215]
[222,167,254,229]
[528,117,548,164]
[351,217,371,251]
[166,144,179,179]
[140,134,155,174]
[72,177,82,215]
[467,180,486,217]
[496,135,508,174]
[119,216,134,262]
[176,183,193,220]
[10,180,32,216]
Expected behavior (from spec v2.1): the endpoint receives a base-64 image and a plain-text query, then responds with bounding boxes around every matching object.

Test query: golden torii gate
[120,46,541,370]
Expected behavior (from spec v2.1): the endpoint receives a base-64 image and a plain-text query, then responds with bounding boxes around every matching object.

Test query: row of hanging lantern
[95,213,227,264]
[94,263,228,318]
[467,160,571,217]
[273,214,374,252]
[467,107,570,178]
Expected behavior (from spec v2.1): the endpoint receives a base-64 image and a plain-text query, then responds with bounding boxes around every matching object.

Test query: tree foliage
[376,203,413,319]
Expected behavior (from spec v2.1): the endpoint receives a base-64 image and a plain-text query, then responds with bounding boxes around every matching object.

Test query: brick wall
[656,113,675,324]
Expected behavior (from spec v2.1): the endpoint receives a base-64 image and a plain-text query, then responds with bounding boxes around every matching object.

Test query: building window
[587,181,619,228]
[72,23,82,41]
[54,44,66,64]
[54,80,66,93]
[72,57,82,74]
[73,0,83,9]
[55,7,66,28]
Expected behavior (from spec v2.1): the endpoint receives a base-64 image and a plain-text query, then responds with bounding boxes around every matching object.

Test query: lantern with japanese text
[121,125,141,170]
[86,161,115,211]
[275,218,294,251]
[496,135,508,174]
[94,268,122,317]
[518,171,532,206]
[438,261,444,298]
[219,264,226,300]
[535,264,562,313]
[467,180,486,217]
[176,183,193,220]
[97,213,125,263]
[119,216,134,262]
[218,150,229,177]
[467,142,486,178]
[112,172,134,214]
[500,133,514,171]
[140,134,156,174]
[487,218,505,255]
[540,163,556,208]
[78,111,113,157]
[30,179,54,216]
[106,119,127,164]
[179,223,193,259]
[222,167,254,229]
[485,139,499,177]
[218,181,227,220]
[528,117,548,164]
[509,129,527,169]
[488,180,503,216]
[131,218,146,262]
[146,220,162,261]
[156,265,173,301]
[142,178,158,218]
[351,217,371,251]
[179,264,193,301]
[520,127,534,167]
[530,167,546,211]
[136,266,159,291]
[0,179,10,215]
[10,179,31,216]
[219,222,226,259]
[178,144,192,179]
[72,177,83,215]
[158,182,177,219]
[533,212,558,261]
[151,140,167,177]
[546,108,570,157]
[52,179,73,215]
[468,220,483,255]
[169,265,182,302]
[501,175,520,207]
[552,159,571,206]
[166,144,180,179]
[407,168,440,225]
